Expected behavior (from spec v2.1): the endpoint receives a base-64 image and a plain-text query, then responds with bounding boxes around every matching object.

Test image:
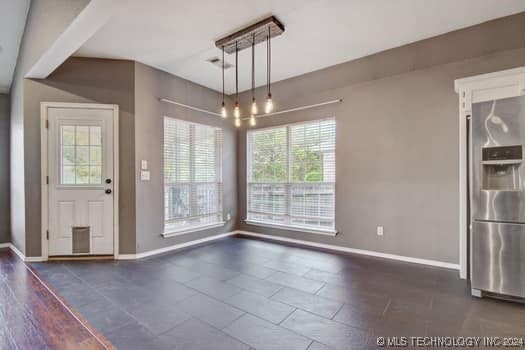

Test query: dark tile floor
[30,235,525,350]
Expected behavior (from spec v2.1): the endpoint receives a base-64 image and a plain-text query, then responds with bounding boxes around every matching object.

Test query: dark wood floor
[26,235,525,349]
[0,249,112,350]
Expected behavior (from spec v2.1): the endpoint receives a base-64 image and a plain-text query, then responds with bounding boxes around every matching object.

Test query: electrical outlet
[377,226,384,236]
[227,213,231,221]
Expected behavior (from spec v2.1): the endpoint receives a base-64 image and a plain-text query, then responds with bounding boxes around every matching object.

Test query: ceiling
[76,0,525,95]
[0,0,30,94]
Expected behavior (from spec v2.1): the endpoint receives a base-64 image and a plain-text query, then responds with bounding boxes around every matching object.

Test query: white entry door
[47,106,115,256]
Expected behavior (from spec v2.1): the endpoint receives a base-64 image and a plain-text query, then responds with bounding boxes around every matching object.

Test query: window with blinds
[247,118,336,233]
[164,117,223,233]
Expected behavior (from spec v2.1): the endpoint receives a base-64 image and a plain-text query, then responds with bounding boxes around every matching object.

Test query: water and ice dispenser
[481,145,523,191]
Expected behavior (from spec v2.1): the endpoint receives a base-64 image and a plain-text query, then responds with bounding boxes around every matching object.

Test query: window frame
[162,117,224,237]
[245,117,337,236]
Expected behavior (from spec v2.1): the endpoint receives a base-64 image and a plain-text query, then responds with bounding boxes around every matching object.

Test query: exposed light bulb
[221,102,227,118]
[235,118,241,128]
[250,115,256,127]
[234,103,240,119]
[265,95,273,114]
[251,98,258,115]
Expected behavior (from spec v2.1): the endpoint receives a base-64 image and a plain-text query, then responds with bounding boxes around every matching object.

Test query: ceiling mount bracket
[215,16,285,54]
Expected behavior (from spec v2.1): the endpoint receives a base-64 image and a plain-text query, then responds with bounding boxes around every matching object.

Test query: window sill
[244,220,338,236]
[162,221,225,238]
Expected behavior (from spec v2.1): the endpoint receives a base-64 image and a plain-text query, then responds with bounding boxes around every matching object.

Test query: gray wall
[10,0,90,254]
[10,6,525,261]
[23,57,136,257]
[20,59,237,256]
[237,13,525,264]
[134,63,237,253]
[0,94,10,244]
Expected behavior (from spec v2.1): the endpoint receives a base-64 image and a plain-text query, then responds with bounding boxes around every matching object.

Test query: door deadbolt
[105,178,112,184]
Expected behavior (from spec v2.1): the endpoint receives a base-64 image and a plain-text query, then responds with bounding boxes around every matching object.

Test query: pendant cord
[267,26,271,96]
[252,33,255,100]
[222,46,225,103]
[235,41,239,104]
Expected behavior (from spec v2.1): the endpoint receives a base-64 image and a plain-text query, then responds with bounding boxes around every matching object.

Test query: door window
[60,125,102,185]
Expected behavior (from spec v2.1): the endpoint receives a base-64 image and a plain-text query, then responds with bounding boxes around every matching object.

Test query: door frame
[454,66,525,279]
[40,102,120,260]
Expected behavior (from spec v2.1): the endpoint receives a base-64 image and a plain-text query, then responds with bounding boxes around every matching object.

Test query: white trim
[9,243,26,261]
[162,222,226,238]
[454,67,525,92]
[25,256,47,263]
[40,102,120,261]
[235,231,460,270]
[245,220,337,236]
[43,226,460,270]
[2,243,48,262]
[454,67,525,279]
[118,231,235,260]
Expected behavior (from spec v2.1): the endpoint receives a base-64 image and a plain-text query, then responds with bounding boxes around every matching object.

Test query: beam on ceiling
[25,0,123,79]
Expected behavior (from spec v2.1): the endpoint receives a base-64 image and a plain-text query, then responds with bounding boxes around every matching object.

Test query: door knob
[105,189,112,194]
[106,178,112,184]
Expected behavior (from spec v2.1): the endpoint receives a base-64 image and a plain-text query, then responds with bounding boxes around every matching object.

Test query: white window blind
[164,117,223,233]
[247,118,336,233]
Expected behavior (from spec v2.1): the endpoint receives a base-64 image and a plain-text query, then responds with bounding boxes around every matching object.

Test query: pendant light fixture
[265,25,274,114]
[233,41,241,123]
[214,16,284,126]
[220,46,227,118]
[250,33,258,116]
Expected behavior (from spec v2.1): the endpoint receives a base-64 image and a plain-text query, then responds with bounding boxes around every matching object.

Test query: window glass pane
[90,126,102,145]
[76,146,89,165]
[290,183,334,218]
[247,118,336,231]
[90,146,102,165]
[163,118,223,231]
[76,126,89,145]
[62,146,75,165]
[62,126,75,145]
[60,125,104,185]
[62,166,76,184]
[164,184,190,221]
[76,166,90,184]
[248,184,286,215]
[248,127,287,182]
[164,119,190,183]
[194,125,216,183]
[196,183,219,215]
[90,166,102,184]
[290,119,335,183]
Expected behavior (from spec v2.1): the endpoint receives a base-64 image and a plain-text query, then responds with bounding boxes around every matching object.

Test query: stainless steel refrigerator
[470,95,525,299]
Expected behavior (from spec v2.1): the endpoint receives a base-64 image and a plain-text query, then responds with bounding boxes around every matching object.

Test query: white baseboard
[25,256,47,262]
[234,230,460,270]
[8,243,26,261]
[3,230,460,271]
[1,242,45,262]
[117,231,236,260]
